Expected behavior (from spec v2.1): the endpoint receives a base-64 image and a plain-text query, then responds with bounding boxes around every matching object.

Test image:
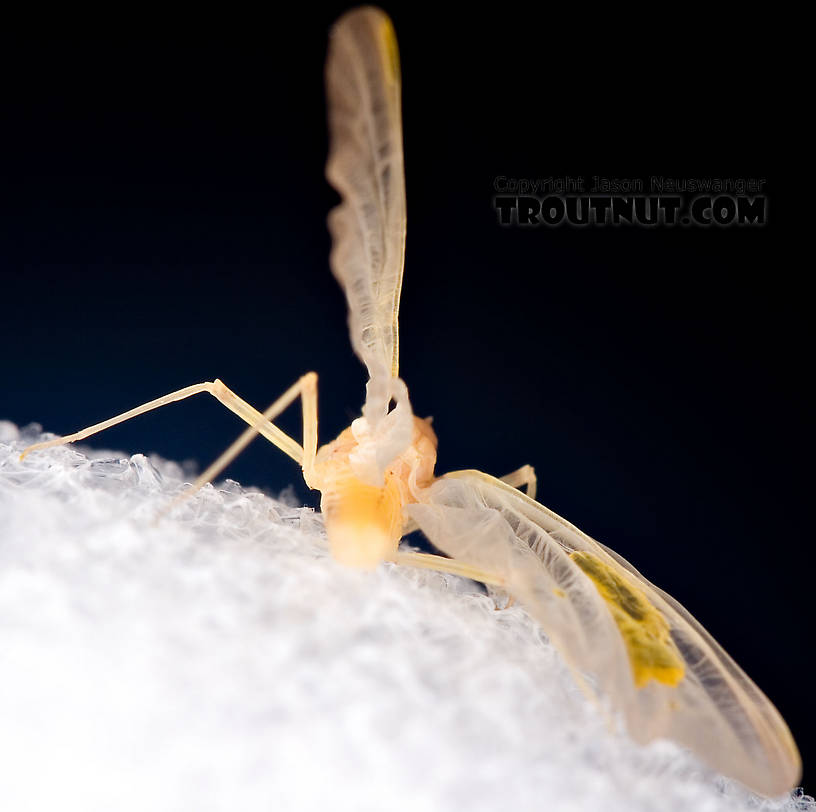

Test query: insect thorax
[308,416,438,569]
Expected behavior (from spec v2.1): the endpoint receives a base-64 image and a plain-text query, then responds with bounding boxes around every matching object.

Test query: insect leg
[19,374,318,475]
[442,465,537,499]
[205,374,318,475]
[391,550,506,587]
[179,372,320,501]
[498,464,537,499]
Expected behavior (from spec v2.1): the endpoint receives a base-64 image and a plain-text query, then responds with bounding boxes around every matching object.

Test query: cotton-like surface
[0,421,811,812]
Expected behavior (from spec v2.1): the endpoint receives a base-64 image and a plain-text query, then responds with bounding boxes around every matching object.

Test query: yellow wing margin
[325,7,406,395]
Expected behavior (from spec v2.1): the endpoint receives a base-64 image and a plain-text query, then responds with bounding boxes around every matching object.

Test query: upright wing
[325,7,406,424]
[406,471,801,798]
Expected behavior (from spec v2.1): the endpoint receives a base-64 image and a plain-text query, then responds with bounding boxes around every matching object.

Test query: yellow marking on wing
[380,16,400,86]
[570,551,685,688]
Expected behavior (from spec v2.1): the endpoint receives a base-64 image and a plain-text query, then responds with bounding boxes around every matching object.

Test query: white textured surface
[0,421,811,812]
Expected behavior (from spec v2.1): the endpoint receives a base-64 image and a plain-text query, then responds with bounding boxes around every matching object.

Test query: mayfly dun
[20,6,800,797]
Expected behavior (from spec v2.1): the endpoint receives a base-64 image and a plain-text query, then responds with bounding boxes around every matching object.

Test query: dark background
[2,4,808,793]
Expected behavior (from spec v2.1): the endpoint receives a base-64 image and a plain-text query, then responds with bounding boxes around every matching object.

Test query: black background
[2,4,809,793]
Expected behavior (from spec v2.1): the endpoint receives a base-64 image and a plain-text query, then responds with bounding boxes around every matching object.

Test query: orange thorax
[307,416,438,568]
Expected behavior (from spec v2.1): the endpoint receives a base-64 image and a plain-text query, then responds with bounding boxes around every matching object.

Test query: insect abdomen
[320,475,403,569]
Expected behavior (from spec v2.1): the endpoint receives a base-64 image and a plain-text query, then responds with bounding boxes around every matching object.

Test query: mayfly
[21,6,800,798]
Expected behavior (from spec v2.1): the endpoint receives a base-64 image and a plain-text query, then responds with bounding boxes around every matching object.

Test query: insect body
[306,403,438,569]
[21,6,800,798]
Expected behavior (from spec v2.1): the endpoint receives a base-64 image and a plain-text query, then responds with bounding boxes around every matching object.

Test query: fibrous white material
[0,421,811,812]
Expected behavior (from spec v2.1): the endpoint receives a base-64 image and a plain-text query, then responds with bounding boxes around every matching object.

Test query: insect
[21,6,800,798]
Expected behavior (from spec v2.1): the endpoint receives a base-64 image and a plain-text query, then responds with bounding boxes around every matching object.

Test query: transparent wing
[405,471,801,797]
[325,7,406,421]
